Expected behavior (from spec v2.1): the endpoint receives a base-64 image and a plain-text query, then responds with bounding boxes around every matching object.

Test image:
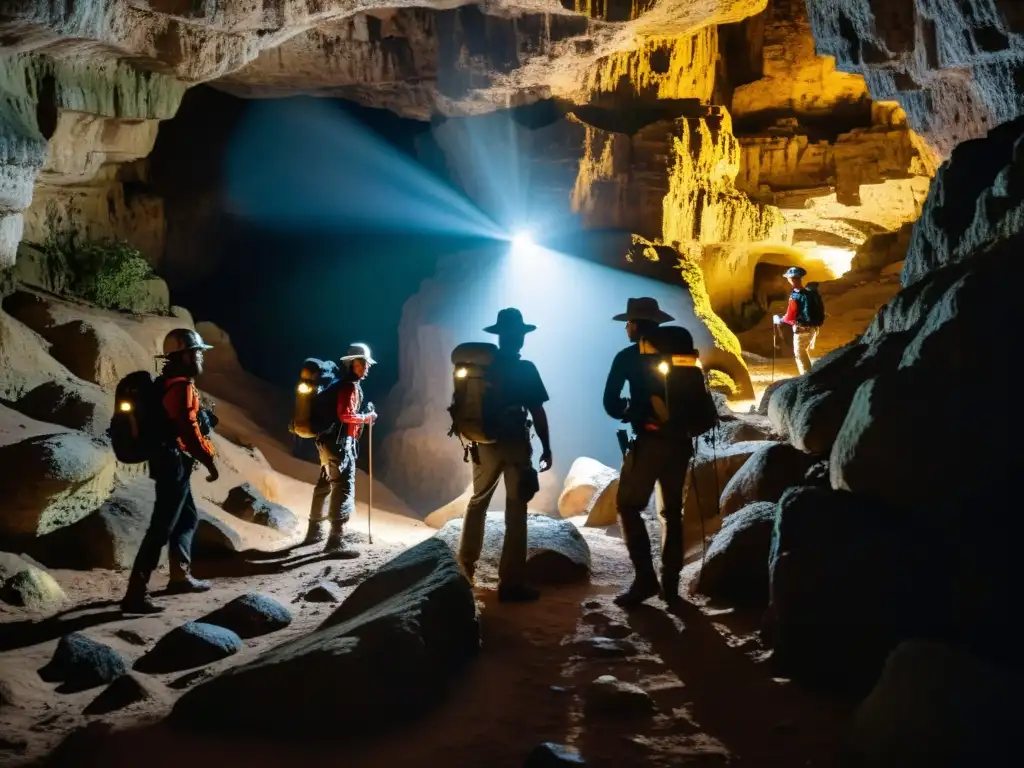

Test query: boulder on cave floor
[695,501,775,607]
[845,641,1021,768]
[15,378,113,440]
[767,486,951,694]
[584,674,654,717]
[221,482,298,533]
[687,440,772,522]
[83,672,167,716]
[585,477,656,528]
[38,633,127,693]
[134,622,244,675]
[436,512,591,584]
[171,538,479,740]
[0,552,66,611]
[0,430,116,537]
[558,457,618,519]
[197,593,292,639]
[719,442,817,518]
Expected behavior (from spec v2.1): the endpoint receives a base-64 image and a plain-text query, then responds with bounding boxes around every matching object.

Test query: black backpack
[448,342,502,445]
[798,284,825,327]
[290,358,341,438]
[108,371,169,463]
[645,325,719,438]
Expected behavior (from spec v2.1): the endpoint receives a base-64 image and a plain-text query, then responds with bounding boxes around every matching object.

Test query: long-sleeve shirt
[603,345,660,433]
[336,380,374,439]
[781,289,802,326]
[163,377,215,465]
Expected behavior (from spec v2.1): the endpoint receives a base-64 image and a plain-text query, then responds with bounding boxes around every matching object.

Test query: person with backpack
[303,343,378,556]
[604,297,712,608]
[454,308,552,603]
[120,328,220,614]
[773,266,825,375]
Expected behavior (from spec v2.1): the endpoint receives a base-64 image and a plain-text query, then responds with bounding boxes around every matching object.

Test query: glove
[772,314,781,325]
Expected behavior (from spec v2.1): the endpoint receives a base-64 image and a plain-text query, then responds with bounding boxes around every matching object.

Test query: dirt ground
[0,522,856,768]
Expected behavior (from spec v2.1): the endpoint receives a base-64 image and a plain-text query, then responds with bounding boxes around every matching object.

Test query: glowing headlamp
[119,401,132,412]
[657,361,669,375]
[297,382,313,395]
[455,367,468,379]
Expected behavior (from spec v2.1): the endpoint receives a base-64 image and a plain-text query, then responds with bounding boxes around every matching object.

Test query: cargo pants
[793,325,818,376]
[310,434,358,529]
[458,436,539,587]
[616,430,692,588]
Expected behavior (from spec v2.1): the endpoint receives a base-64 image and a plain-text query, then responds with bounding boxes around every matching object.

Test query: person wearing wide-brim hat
[304,342,378,557]
[456,307,552,604]
[603,297,694,608]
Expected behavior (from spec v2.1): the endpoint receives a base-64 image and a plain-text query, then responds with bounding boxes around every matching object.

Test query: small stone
[524,741,585,766]
[114,629,148,646]
[83,673,162,716]
[583,637,639,657]
[301,581,345,603]
[199,593,292,639]
[582,599,601,609]
[585,675,654,717]
[38,633,127,693]
[134,622,243,674]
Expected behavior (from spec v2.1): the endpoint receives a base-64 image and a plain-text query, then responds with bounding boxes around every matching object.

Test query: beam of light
[224,97,503,239]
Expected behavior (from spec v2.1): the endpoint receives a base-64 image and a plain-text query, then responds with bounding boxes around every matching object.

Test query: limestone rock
[696,501,775,607]
[0,552,66,611]
[585,477,653,528]
[766,487,949,693]
[686,440,770,523]
[193,511,243,556]
[805,0,1024,158]
[0,431,116,537]
[15,378,112,439]
[172,538,479,738]
[29,491,159,571]
[38,633,127,693]
[0,308,71,400]
[134,622,244,675]
[222,483,297,533]
[558,457,618,519]
[846,641,1020,767]
[719,442,816,518]
[436,513,591,584]
[198,593,292,640]
[300,581,345,603]
[27,318,149,390]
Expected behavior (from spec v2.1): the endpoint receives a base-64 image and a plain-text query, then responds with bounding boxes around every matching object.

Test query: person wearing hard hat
[603,297,692,608]
[773,266,820,375]
[122,328,220,614]
[304,342,378,556]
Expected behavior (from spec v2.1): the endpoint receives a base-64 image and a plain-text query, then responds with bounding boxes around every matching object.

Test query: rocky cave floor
[1,528,854,768]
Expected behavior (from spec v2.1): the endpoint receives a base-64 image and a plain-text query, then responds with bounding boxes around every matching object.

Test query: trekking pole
[367,420,374,545]
[770,322,777,385]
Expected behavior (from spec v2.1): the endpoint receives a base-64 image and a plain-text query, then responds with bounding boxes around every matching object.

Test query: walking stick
[770,322,777,385]
[367,420,374,545]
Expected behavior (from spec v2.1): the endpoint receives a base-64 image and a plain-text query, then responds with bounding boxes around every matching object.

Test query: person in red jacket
[122,328,220,614]
[773,266,817,375]
[304,343,378,556]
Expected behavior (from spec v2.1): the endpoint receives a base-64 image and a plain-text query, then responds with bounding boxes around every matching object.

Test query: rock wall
[804,0,1024,159]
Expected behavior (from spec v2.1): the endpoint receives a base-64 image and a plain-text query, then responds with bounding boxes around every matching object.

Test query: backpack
[448,342,501,445]
[798,284,825,327]
[290,358,341,439]
[108,371,173,463]
[645,325,719,438]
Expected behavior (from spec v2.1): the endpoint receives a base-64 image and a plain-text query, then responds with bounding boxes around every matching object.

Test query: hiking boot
[660,573,681,605]
[497,583,541,603]
[303,519,329,546]
[613,574,660,608]
[325,529,360,559]
[121,593,164,614]
[167,562,212,594]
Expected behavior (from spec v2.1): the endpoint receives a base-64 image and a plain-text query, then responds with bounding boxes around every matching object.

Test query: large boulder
[685,440,770,523]
[39,318,152,389]
[766,487,950,693]
[0,308,72,400]
[198,593,292,639]
[15,378,112,439]
[436,513,591,584]
[38,633,127,693]
[172,538,479,739]
[558,457,618,519]
[719,442,817,518]
[696,501,775,607]
[0,431,116,537]
[845,641,1020,768]
[0,552,66,611]
[135,622,243,674]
